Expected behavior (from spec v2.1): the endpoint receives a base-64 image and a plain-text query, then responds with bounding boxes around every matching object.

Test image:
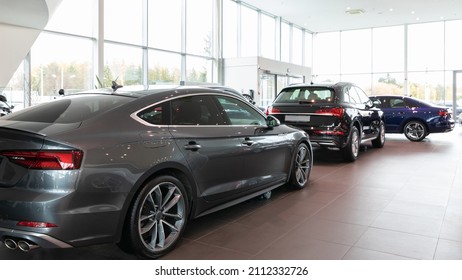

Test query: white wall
[224,56,312,102]
[0,0,62,90]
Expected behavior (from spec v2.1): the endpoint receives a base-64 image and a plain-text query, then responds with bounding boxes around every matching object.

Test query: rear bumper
[0,227,73,248]
[430,119,455,133]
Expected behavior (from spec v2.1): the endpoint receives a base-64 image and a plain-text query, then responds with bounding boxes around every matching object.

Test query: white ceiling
[242,0,462,32]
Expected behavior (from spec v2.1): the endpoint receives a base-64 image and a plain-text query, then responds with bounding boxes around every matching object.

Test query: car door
[382,96,408,132]
[166,95,246,203]
[351,86,379,138]
[215,95,293,192]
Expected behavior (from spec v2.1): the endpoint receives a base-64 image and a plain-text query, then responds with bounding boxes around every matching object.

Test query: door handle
[242,138,254,146]
[184,141,201,151]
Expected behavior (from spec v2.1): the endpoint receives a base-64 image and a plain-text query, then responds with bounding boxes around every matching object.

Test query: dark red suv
[266,82,385,162]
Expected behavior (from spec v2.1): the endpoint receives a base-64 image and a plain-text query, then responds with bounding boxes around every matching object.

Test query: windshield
[4,94,133,123]
[275,87,335,103]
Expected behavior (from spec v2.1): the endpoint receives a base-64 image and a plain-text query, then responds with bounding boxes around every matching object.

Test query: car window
[137,103,168,125]
[390,98,406,108]
[275,87,334,103]
[354,86,371,104]
[216,96,266,125]
[344,86,361,104]
[404,98,422,108]
[171,95,226,125]
[373,97,390,108]
[5,94,131,123]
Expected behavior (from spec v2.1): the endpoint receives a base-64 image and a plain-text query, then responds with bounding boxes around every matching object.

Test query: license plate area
[285,115,311,122]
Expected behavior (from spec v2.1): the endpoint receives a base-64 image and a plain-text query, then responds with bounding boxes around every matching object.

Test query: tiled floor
[1,126,462,260]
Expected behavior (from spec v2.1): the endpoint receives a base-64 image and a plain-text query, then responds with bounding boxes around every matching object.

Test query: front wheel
[403,120,427,141]
[288,142,312,189]
[120,175,188,259]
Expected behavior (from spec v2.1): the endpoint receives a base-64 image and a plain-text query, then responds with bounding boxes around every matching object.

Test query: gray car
[0,86,312,259]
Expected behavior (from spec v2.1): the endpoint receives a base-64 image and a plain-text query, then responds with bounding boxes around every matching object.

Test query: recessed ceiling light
[345,8,365,15]
[411,11,415,15]
[389,8,393,12]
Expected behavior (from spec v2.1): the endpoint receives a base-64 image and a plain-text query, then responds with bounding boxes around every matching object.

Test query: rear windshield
[275,87,335,103]
[5,94,132,123]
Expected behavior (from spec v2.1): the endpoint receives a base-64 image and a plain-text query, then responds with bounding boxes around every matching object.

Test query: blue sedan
[369,95,455,141]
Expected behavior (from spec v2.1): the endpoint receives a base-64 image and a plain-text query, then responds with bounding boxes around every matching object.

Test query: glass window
[261,13,276,59]
[407,71,445,102]
[216,96,266,125]
[223,0,238,58]
[104,0,143,45]
[241,5,258,57]
[3,62,24,109]
[186,56,213,83]
[445,20,462,70]
[313,32,340,74]
[292,27,303,65]
[341,74,372,95]
[275,87,334,103]
[45,0,96,37]
[372,26,404,72]
[304,32,313,68]
[408,22,444,71]
[390,97,406,108]
[31,33,94,103]
[280,22,290,62]
[137,104,165,125]
[354,86,371,104]
[104,43,143,86]
[341,29,371,74]
[186,0,214,56]
[372,73,405,95]
[148,50,181,85]
[171,95,225,125]
[148,0,182,52]
[6,95,132,123]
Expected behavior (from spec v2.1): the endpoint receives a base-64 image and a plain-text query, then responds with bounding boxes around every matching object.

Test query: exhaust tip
[4,238,18,250]
[17,240,38,252]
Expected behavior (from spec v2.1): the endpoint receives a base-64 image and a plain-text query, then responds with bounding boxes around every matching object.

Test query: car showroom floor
[1,126,462,260]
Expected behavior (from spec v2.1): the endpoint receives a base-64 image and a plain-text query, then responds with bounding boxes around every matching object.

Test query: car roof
[66,85,232,99]
[282,82,354,90]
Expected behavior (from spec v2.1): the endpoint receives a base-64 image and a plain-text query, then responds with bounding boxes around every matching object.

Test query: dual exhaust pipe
[3,238,39,252]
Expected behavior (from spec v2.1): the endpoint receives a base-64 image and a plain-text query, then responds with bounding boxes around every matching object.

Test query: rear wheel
[288,142,312,189]
[342,126,360,162]
[403,120,427,142]
[120,175,188,259]
[371,121,385,148]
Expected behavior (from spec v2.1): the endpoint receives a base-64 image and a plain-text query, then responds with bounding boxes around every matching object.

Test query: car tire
[342,126,360,162]
[403,120,427,142]
[120,175,188,259]
[371,121,385,148]
[288,142,312,189]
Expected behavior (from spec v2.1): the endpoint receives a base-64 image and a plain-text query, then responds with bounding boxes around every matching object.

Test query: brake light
[438,110,448,117]
[265,106,281,115]
[0,150,83,170]
[17,221,58,228]
[315,107,344,118]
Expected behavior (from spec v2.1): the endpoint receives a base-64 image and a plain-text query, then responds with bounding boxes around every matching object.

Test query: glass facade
[4,0,462,109]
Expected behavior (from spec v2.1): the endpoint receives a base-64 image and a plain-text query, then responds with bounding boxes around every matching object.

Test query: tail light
[438,110,448,117]
[266,106,281,115]
[315,107,344,118]
[0,150,83,170]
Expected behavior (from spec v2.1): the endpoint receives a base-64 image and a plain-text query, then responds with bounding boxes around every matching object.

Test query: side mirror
[371,99,381,108]
[266,115,280,127]
[0,95,6,102]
